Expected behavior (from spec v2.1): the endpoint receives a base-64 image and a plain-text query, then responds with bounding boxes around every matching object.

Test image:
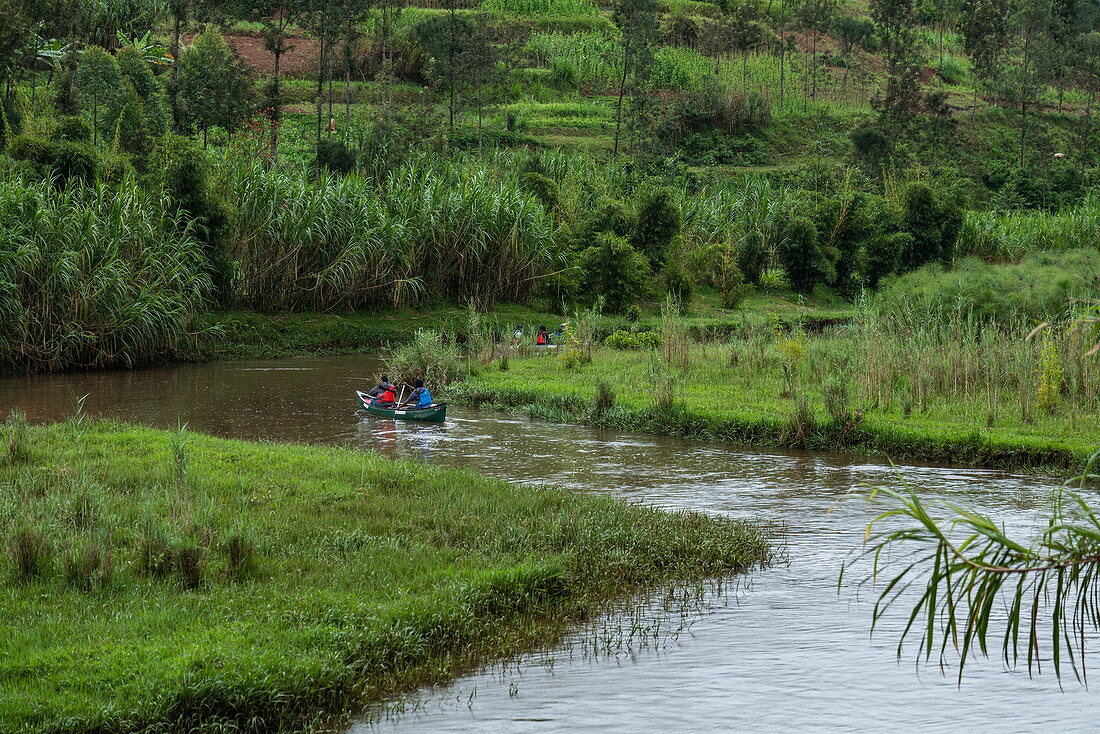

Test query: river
[1,354,1095,732]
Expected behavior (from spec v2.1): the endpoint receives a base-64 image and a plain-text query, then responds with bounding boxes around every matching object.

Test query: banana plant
[116,30,174,66]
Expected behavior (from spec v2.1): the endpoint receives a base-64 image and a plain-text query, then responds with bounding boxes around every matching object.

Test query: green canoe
[356,390,447,423]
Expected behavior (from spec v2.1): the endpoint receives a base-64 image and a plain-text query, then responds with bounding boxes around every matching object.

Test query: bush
[577,234,652,314]
[53,116,91,142]
[737,230,768,285]
[386,329,467,387]
[875,248,1100,323]
[156,136,232,305]
[900,182,963,272]
[604,329,661,349]
[315,138,358,175]
[862,231,910,289]
[581,201,634,246]
[8,136,99,185]
[850,126,891,177]
[660,248,694,304]
[778,217,837,294]
[632,187,681,267]
[522,171,560,214]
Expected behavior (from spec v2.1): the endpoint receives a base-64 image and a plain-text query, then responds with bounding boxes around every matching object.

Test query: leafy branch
[851,449,1100,685]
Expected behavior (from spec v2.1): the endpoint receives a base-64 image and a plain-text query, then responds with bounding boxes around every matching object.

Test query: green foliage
[0,178,212,372]
[155,136,232,305]
[862,231,909,288]
[899,182,963,271]
[577,233,652,313]
[737,230,768,285]
[778,216,837,293]
[632,187,682,267]
[385,328,467,387]
[850,126,891,177]
[178,28,256,139]
[856,452,1100,685]
[314,138,357,174]
[116,45,169,136]
[605,329,662,349]
[814,192,875,298]
[7,135,99,185]
[661,249,695,304]
[522,171,560,214]
[53,116,91,142]
[73,46,124,147]
[875,248,1100,323]
[580,200,634,246]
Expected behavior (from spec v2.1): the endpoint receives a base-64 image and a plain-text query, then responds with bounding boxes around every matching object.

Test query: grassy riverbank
[0,419,768,733]
[448,320,1098,473]
[195,290,853,362]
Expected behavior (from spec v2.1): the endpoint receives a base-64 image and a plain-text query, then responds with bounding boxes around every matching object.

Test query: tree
[577,233,652,313]
[178,28,256,146]
[833,16,873,95]
[899,182,962,271]
[856,450,1100,685]
[631,187,682,268]
[796,0,836,103]
[612,0,659,155]
[960,0,1011,112]
[1004,0,1056,167]
[241,0,310,160]
[415,9,494,130]
[73,46,124,148]
[0,0,32,90]
[778,216,837,293]
[117,46,170,137]
[1072,32,1100,185]
[850,126,892,179]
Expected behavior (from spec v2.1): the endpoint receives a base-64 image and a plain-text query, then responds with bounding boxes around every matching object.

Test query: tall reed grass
[227,157,559,310]
[957,195,1100,262]
[0,178,212,373]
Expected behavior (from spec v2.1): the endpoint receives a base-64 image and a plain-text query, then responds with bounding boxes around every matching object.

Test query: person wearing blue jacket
[401,378,433,409]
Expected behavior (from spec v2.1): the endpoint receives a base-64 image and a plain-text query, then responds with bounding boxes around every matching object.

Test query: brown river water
[1,354,1096,732]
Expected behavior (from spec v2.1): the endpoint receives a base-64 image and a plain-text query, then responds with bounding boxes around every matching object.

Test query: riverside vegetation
[0,415,769,731]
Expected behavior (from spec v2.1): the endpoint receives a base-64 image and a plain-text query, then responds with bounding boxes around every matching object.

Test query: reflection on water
[1,354,1096,732]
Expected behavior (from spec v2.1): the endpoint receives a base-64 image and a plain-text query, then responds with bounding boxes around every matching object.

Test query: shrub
[778,217,836,294]
[632,188,682,267]
[11,529,50,581]
[156,136,232,305]
[53,116,91,142]
[900,182,963,272]
[862,231,909,289]
[660,248,694,304]
[522,171,560,214]
[577,233,652,313]
[605,329,661,349]
[8,136,99,185]
[581,200,634,245]
[850,126,891,177]
[814,193,874,298]
[315,138,357,175]
[386,329,467,387]
[737,230,768,285]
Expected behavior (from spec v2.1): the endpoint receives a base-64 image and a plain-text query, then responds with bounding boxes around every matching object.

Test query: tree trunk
[316,27,325,146]
[811,32,818,103]
[171,12,182,131]
[271,48,281,162]
[613,46,629,156]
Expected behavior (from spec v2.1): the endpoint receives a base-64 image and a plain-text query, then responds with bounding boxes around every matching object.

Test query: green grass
[449,313,1099,471]
[0,420,768,732]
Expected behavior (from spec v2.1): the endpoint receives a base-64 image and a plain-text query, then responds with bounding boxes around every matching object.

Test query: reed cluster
[0,177,211,373]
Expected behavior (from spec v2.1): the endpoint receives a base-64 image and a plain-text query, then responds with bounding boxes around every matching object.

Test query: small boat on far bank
[356,390,447,423]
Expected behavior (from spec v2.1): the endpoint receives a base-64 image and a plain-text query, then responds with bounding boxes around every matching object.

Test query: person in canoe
[536,325,549,345]
[367,374,390,399]
[373,381,397,408]
[399,378,433,409]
